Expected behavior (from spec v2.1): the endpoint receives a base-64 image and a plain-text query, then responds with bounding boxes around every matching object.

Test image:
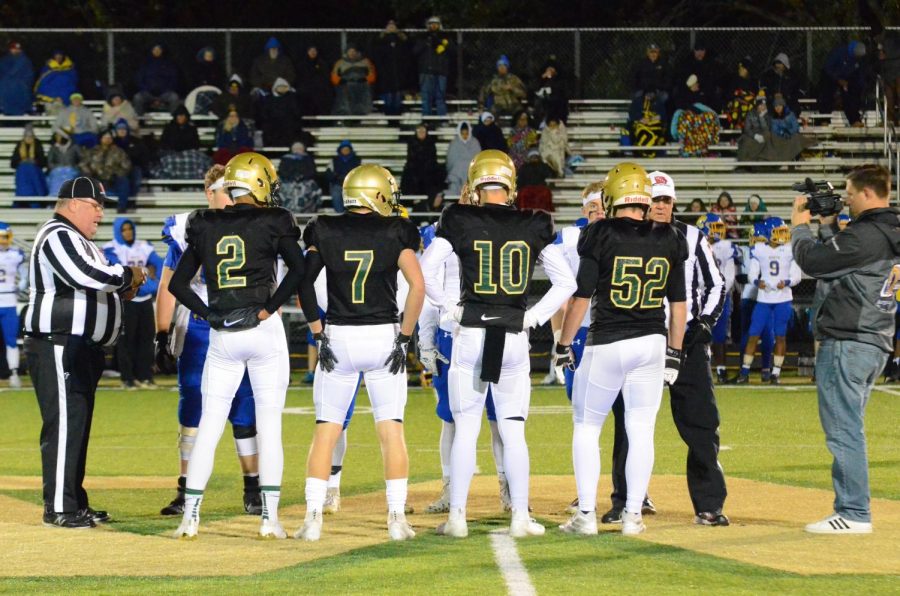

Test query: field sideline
[0,379,898,594]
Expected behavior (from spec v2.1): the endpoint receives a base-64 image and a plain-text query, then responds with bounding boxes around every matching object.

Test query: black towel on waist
[480,326,507,383]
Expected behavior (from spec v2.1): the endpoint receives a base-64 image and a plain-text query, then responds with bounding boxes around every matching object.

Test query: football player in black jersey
[169,152,307,540]
[556,162,688,536]
[419,149,576,538]
[297,164,424,542]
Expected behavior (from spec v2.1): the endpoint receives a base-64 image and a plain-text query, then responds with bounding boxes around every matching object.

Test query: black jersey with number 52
[303,212,420,325]
[436,203,555,324]
[185,204,299,315]
[575,218,688,345]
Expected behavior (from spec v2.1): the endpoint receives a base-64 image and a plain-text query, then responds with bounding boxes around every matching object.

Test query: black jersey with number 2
[304,212,420,325]
[575,218,688,345]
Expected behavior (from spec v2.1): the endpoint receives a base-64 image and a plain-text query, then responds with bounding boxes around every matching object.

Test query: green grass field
[1,378,898,594]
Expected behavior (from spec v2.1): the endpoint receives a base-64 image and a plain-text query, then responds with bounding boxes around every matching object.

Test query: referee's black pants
[117,299,155,384]
[609,340,728,514]
[27,335,105,513]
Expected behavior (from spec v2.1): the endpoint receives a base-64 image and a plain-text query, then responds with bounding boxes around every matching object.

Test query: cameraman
[791,164,900,534]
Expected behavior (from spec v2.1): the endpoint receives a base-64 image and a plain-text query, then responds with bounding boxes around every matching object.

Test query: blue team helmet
[751,220,770,243]
[0,222,11,241]
[766,216,790,245]
[696,212,726,241]
[419,223,436,249]
[837,213,851,223]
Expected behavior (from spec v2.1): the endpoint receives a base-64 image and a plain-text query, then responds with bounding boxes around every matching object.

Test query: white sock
[488,420,505,475]
[623,407,657,514]
[329,429,348,488]
[742,354,754,369]
[254,405,284,488]
[496,418,529,512]
[385,478,408,515]
[327,469,342,489]
[773,355,785,377]
[261,488,280,523]
[572,422,602,513]
[716,365,725,375]
[439,421,455,477]
[183,491,203,521]
[305,477,328,512]
[6,346,18,372]
[449,414,481,510]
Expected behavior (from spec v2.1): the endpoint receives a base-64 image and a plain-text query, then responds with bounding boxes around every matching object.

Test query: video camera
[791,178,844,217]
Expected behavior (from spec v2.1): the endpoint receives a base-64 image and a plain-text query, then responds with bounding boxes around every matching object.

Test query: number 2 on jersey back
[216,235,247,288]
[610,256,670,309]
[345,250,374,303]
[473,240,530,295]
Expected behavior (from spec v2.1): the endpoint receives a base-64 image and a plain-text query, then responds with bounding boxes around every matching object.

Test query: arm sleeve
[666,257,687,302]
[313,269,328,313]
[788,260,803,287]
[264,236,305,314]
[298,249,324,324]
[749,254,761,283]
[169,245,209,319]
[419,236,455,308]
[44,229,130,293]
[791,225,871,280]
[574,256,599,299]
[528,242,577,325]
[103,245,120,265]
[695,236,725,322]
[418,300,440,349]
[722,250,736,294]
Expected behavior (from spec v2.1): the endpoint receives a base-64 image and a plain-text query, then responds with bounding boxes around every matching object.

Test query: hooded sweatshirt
[330,140,361,184]
[103,217,163,300]
[445,122,481,195]
[261,76,301,147]
[251,37,296,89]
[161,105,200,151]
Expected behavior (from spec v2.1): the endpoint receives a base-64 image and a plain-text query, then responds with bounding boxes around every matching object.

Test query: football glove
[314,332,338,373]
[664,347,682,385]
[418,345,449,375]
[554,343,575,371]
[385,333,412,375]
[522,309,539,331]
[154,331,177,375]
[686,316,714,347]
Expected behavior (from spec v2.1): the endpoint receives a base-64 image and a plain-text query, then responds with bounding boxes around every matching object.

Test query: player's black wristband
[397,333,412,344]
[555,343,571,354]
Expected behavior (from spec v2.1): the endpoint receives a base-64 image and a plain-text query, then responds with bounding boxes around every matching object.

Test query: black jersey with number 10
[575,218,688,345]
[303,212,420,325]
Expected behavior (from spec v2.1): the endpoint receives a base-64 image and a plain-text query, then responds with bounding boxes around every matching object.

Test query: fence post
[107,30,115,85]
[225,30,233,78]
[574,29,581,98]
[457,30,464,102]
[689,29,696,51]
[806,30,813,87]
[341,30,347,53]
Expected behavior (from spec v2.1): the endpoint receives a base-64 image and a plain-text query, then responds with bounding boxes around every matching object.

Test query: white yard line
[490,530,537,596]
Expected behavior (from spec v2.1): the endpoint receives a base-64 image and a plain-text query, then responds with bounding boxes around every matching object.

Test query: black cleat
[716,371,730,385]
[641,496,657,515]
[243,475,263,515]
[769,374,780,385]
[600,507,623,524]
[695,511,730,526]
[732,374,750,385]
[160,476,186,516]
[43,510,96,529]
[81,507,110,523]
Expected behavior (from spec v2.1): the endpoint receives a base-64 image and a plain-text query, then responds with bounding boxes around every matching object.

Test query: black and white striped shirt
[24,215,131,346]
[675,221,725,326]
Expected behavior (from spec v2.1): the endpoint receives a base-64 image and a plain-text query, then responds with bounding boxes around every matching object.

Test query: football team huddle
[153,148,733,542]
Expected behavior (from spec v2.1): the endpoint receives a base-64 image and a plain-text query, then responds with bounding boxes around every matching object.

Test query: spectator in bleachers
[297,46,333,118]
[532,56,569,125]
[211,74,253,120]
[739,193,768,228]
[770,96,811,153]
[53,92,99,148]
[479,55,527,118]
[506,110,538,169]
[688,198,707,213]
[539,115,569,177]
[671,75,720,157]
[34,50,78,111]
[80,128,132,212]
[819,41,866,127]
[100,88,140,134]
[260,77,302,148]
[160,105,200,152]
[370,20,414,116]
[213,110,253,165]
[737,96,810,163]
[414,16,452,117]
[250,37,296,96]
[46,131,83,196]
[327,140,360,212]
[133,44,181,115]
[631,43,671,122]
[192,46,224,90]
[278,141,321,214]
[473,111,506,152]
[444,121,481,201]
[114,119,150,205]
[759,53,802,117]
[331,43,376,116]
[710,191,739,239]
[676,39,722,112]
[11,125,47,199]
[0,41,34,116]
[401,124,443,211]
[724,56,758,129]
[515,148,555,211]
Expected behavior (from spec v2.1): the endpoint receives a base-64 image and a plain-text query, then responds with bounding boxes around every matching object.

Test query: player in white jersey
[696,213,736,384]
[0,223,27,388]
[736,217,802,384]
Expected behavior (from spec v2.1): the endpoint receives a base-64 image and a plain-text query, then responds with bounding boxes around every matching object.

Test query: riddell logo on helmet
[621,195,649,204]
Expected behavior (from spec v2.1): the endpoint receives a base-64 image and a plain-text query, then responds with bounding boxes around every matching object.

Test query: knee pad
[178,426,198,461]
[232,424,257,440]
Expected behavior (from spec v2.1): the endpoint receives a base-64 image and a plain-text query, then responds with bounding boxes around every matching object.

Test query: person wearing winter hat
[250,36,296,93]
[53,91,99,148]
[758,52,801,115]
[101,87,140,132]
[0,40,34,116]
[820,40,867,126]
[472,111,507,152]
[133,43,180,115]
[211,73,253,120]
[479,55,527,117]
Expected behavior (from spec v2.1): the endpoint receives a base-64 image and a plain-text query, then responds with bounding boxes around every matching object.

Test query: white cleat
[259,519,287,539]
[621,510,645,536]
[8,373,21,389]
[499,476,512,513]
[387,511,416,541]
[173,517,199,540]
[294,509,323,541]
[565,497,579,515]
[510,510,545,538]
[425,478,450,514]
[435,509,468,538]
[323,488,341,515]
[805,513,873,534]
[559,510,598,535]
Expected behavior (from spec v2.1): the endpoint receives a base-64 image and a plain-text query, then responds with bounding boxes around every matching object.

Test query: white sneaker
[539,371,558,386]
[425,478,450,514]
[805,513,872,534]
[259,519,287,539]
[8,373,21,388]
[553,364,566,385]
[173,516,199,539]
[559,510,598,535]
[294,509,323,541]
[436,509,468,538]
[387,511,416,541]
[509,510,545,537]
[499,476,512,512]
[323,488,341,514]
[621,510,645,536]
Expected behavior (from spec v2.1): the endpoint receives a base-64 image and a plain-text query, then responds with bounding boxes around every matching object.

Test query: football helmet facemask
[467,149,517,205]
[768,217,790,245]
[603,162,652,214]
[342,164,401,216]
[223,152,281,206]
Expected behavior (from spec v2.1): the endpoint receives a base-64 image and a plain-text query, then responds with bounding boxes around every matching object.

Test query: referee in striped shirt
[25,177,146,529]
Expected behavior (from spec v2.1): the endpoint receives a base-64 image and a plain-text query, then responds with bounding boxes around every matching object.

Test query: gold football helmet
[603,162,651,214]
[467,149,516,205]
[342,164,401,216]
[223,152,281,206]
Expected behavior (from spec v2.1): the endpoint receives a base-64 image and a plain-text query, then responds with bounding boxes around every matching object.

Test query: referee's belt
[25,332,104,348]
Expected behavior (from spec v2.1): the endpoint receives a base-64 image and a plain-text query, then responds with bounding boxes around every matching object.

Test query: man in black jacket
[414,16,452,116]
[631,43,671,121]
